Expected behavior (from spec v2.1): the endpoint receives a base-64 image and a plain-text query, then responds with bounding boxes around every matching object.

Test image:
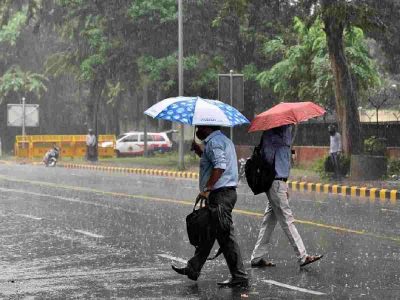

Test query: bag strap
[254,134,264,154]
[207,247,223,260]
[193,195,206,211]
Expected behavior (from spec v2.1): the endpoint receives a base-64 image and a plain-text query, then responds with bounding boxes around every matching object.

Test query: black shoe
[171,265,198,281]
[251,258,276,268]
[217,277,249,287]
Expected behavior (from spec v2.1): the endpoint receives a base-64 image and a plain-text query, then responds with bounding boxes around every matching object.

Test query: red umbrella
[248,101,326,132]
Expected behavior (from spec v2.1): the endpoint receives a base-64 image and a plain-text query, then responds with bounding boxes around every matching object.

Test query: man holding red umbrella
[248,102,324,268]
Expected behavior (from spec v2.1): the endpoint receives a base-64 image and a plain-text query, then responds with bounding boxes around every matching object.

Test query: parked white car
[112,131,173,157]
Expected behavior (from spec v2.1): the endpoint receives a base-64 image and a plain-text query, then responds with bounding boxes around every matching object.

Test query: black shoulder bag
[186,196,212,248]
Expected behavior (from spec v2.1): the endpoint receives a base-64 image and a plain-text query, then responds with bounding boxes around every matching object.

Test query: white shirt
[329,132,341,153]
[86,134,96,146]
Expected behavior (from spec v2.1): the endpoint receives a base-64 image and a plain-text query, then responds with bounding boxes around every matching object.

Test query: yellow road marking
[1,174,400,244]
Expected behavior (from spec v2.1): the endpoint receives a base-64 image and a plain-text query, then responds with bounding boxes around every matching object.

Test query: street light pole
[229,70,233,142]
[178,0,185,170]
[21,97,26,139]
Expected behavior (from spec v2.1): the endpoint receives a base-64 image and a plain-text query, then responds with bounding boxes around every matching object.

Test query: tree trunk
[322,0,361,154]
[87,80,104,133]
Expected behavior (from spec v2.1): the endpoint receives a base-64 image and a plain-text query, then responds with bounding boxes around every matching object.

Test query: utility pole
[21,97,26,139]
[143,84,148,157]
[178,0,185,170]
[229,70,233,142]
[21,97,26,153]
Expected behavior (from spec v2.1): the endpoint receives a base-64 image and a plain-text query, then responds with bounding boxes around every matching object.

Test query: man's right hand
[191,140,203,157]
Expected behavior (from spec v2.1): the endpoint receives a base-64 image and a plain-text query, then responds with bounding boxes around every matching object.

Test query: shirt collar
[204,130,221,144]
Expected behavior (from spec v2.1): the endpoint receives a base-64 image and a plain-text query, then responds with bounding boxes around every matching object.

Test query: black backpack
[245,142,276,195]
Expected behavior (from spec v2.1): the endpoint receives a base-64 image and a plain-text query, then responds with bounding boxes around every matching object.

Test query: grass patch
[59,151,200,171]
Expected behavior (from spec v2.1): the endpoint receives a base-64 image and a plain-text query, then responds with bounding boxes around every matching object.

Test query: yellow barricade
[14,135,116,159]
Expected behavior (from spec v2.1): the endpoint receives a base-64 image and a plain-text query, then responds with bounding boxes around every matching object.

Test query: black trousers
[187,188,247,279]
[330,152,341,178]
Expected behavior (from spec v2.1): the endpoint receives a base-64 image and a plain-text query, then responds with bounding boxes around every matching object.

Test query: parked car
[111,131,173,157]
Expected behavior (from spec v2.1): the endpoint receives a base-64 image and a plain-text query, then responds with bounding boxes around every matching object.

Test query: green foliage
[78,15,110,82]
[137,54,201,88]
[0,9,27,46]
[105,81,124,105]
[242,63,258,81]
[313,156,329,179]
[0,65,48,103]
[388,159,400,176]
[128,0,176,22]
[313,154,350,179]
[45,52,80,77]
[364,136,387,155]
[80,54,106,81]
[137,54,177,84]
[257,17,380,107]
[190,55,225,91]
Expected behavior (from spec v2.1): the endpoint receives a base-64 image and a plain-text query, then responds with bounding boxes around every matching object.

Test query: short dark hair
[207,125,221,131]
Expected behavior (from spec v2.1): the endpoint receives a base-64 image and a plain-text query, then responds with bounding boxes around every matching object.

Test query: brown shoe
[300,255,323,267]
[251,258,276,268]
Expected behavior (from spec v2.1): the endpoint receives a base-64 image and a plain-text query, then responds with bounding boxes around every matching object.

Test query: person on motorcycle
[43,146,59,166]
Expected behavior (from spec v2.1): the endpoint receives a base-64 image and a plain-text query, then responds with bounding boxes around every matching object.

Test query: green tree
[0,65,47,103]
[0,4,48,102]
[257,17,380,111]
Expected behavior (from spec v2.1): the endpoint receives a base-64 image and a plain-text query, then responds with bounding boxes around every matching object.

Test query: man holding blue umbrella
[172,125,248,287]
[145,97,249,287]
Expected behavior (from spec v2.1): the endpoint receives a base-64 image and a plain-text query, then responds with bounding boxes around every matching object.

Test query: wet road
[0,163,400,299]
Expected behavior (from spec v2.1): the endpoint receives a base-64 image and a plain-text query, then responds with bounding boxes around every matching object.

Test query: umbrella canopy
[248,101,326,132]
[144,96,249,127]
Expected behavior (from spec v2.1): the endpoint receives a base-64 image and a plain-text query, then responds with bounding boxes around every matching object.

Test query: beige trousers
[251,180,307,264]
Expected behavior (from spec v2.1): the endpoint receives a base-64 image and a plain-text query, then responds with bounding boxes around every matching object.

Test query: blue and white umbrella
[144,96,249,127]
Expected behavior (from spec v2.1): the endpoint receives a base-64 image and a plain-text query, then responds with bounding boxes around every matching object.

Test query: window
[140,134,158,142]
[123,135,138,142]
[152,135,166,142]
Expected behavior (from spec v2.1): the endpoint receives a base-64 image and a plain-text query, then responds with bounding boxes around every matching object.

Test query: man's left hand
[196,191,210,203]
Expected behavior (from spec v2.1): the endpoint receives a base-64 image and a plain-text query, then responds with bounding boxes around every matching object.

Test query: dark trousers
[187,188,247,279]
[86,146,97,161]
[330,152,341,178]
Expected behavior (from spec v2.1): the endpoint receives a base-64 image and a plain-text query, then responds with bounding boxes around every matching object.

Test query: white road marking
[381,208,400,214]
[263,280,326,296]
[16,214,42,220]
[157,253,187,264]
[73,229,104,238]
[0,187,104,207]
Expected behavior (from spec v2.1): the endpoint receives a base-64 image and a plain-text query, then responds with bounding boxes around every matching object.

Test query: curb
[58,163,199,180]
[56,162,399,204]
[287,181,399,205]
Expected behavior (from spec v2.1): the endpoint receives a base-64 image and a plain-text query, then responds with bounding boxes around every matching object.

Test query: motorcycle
[43,147,60,167]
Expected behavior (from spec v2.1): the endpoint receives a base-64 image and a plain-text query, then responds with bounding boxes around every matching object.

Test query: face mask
[196,130,205,141]
[196,127,209,141]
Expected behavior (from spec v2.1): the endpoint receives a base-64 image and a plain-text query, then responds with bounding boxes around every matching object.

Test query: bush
[364,136,386,155]
[313,156,329,179]
[313,154,350,179]
[388,159,400,176]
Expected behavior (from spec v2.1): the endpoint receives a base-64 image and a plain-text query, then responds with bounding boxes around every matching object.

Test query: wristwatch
[203,187,211,193]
